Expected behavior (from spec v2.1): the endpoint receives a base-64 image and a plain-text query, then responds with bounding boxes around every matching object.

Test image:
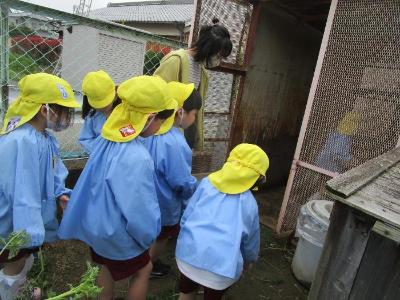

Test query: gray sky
[22,0,156,13]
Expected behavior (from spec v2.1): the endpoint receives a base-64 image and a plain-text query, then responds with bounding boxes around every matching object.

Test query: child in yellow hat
[79,70,120,154]
[315,111,360,173]
[58,75,177,300]
[175,143,269,300]
[0,73,79,300]
[142,81,202,277]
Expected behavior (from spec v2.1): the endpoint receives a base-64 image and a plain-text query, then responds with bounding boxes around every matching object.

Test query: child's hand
[58,195,69,211]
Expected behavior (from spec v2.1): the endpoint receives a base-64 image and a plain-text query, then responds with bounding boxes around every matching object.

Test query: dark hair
[183,89,202,112]
[81,93,121,119]
[192,18,233,62]
[49,104,74,127]
[155,109,175,120]
[81,95,94,119]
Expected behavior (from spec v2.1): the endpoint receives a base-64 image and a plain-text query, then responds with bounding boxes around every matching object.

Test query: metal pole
[276,0,339,234]
[0,1,9,126]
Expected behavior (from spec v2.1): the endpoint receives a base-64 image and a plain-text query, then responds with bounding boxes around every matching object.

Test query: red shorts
[90,248,150,281]
[179,271,230,300]
[0,248,38,264]
[156,223,180,241]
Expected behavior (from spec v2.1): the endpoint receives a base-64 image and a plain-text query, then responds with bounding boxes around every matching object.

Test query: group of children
[0,70,269,300]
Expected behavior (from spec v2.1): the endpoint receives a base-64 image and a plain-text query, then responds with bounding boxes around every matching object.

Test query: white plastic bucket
[291,200,333,287]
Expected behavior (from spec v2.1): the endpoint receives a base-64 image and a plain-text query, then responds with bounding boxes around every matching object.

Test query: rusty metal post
[228,0,261,152]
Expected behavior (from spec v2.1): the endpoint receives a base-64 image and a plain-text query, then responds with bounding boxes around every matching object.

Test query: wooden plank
[296,160,338,178]
[213,63,247,75]
[326,147,400,198]
[348,229,400,300]
[308,202,375,300]
[372,221,400,243]
[328,164,400,228]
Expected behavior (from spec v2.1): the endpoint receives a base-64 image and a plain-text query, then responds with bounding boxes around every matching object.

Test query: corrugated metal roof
[89,1,194,23]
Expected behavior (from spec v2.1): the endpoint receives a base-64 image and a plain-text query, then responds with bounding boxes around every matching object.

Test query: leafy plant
[9,52,41,81]
[45,262,102,300]
[15,248,48,300]
[143,50,165,75]
[0,230,30,259]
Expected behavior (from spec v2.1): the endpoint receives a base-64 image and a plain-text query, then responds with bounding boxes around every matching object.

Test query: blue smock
[0,124,70,247]
[78,111,106,154]
[143,127,197,226]
[315,132,352,173]
[58,137,161,260]
[176,178,260,280]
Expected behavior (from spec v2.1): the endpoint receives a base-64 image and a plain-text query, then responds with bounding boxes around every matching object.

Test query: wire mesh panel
[190,72,243,174]
[190,0,253,172]
[0,0,184,160]
[278,0,400,233]
[192,0,252,65]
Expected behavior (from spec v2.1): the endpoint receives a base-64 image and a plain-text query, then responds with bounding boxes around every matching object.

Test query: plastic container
[292,199,333,287]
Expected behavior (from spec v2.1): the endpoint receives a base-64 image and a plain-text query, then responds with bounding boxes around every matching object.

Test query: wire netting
[0,0,184,160]
[190,0,252,172]
[0,0,253,174]
[279,0,400,233]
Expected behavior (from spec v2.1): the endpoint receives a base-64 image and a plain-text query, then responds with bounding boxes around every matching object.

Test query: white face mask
[46,104,69,132]
[205,55,221,69]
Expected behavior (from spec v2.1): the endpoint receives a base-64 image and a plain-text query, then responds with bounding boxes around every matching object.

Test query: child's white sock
[0,254,34,300]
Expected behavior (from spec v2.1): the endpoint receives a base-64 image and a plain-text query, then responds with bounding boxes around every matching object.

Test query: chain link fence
[0,0,184,162]
[0,0,255,175]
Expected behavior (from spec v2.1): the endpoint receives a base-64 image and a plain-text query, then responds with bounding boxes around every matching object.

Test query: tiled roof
[90,0,194,23]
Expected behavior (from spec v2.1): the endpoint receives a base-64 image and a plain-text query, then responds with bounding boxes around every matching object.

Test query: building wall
[61,25,145,91]
[61,25,99,91]
[231,2,322,187]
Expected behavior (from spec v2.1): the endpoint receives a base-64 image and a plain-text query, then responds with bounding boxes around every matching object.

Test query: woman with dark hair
[154,18,233,149]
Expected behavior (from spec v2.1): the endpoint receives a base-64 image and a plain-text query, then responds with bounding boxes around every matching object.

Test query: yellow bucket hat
[1,73,79,134]
[102,75,177,142]
[208,143,269,194]
[156,81,195,135]
[337,111,360,135]
[82,70,116,109]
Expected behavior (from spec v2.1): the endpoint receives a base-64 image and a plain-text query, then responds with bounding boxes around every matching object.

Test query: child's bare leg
[149,238,169,262]
[127,261,152,300]
[178,292,197,300]
[97,266,115,300]
[2,257,27,275]
[0,255,34,300]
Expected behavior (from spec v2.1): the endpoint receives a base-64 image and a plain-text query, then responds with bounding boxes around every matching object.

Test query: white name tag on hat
[57,84,69,99]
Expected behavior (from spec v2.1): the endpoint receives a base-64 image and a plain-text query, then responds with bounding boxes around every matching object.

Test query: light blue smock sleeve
[106,154,161,249]
[179,185,198,227]
[53,158,71,197]
[49,135,71,197]
[12,136,45,247]
[78,113,104,154]
[159,139,197,199]
[241,213,260,263]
